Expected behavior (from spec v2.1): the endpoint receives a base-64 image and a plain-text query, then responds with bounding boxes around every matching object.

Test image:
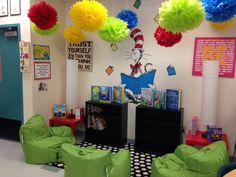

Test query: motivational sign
[68,41,93,72]
[19,41,30,72]
[34,62,51,80]
[193,37,236,78]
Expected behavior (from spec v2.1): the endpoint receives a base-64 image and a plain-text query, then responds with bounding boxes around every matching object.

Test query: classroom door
[0,24,23,126]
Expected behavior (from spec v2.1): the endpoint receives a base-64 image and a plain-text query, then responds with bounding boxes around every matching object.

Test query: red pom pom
[28,1,57,30]
[154,26,182,47]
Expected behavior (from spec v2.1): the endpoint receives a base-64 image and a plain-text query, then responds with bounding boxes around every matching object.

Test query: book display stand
[135,105,184,155]
[85,100,128,146]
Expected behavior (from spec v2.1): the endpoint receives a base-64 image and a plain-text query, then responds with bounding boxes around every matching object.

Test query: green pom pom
[32,22,60,35]
[159,0,205,33]
[98,16,130,43]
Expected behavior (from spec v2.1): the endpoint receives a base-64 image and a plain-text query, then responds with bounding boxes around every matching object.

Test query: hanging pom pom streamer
[202,0,236,23]
[28,1,57,30]
[69,0,108,32]
[209,18,234,29]
[98,17,130,43]
[154,26,182,47]
[32,22,60,35]
[116,9,138,29]
[159,0,205,33]
[64,26,85,44]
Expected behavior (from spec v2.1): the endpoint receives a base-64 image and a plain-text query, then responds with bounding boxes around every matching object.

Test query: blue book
[99,86,112,104]
[121,69,156,95]
[166,89,181,111]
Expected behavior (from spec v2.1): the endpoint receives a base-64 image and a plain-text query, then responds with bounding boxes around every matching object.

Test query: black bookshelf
[135,105,183,155]
[85,100,128,147]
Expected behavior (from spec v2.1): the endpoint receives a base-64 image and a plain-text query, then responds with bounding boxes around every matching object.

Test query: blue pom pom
[202,0,236,22]
[116,9,138,29]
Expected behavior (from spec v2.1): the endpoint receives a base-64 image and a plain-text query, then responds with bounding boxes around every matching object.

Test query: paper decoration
[192,37,236,78]
[33,44,50,60]
[69,0,108,32]
[98,17,130,43]
[105,66,114,75]
[66,59,79,111]
[67,41,93,72]
[133,0,142,9]
[201,60,219,127]
[34,62,51,80]
[154,14,159,24]
[110,43,118,52]
[167,65,176,76]
[19,41,30,72]
[116,9,138,29]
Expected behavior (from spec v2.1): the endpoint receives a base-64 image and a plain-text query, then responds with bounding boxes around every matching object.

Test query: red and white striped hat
[130,28,144,49]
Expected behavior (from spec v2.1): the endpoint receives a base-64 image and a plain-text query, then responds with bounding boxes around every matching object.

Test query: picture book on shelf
[53,104,66,118]
[153,89,166,109]
[141,88,153,107]
[113,86,125,104]
[91,85,100,102]
[166,89,181,111]
[99,86,112,104]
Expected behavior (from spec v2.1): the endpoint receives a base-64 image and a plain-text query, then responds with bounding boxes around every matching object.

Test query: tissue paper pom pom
[209,18,234,28]
[98,17,130,43]
[116,9,138,29]
[28,1,57,30]
[154,26,182,47]
[32,22,60,35]
[64,26,85,44]
[69,0,108,32]
[159,0,205,33]
[202,0,236,22]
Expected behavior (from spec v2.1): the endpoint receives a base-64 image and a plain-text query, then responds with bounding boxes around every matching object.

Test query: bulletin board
[192,37,236,78]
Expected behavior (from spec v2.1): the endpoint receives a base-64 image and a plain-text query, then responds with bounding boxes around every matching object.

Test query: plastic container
[191,116,199,135]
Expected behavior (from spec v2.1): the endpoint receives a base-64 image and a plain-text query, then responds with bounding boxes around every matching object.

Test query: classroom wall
[0,0,33,122]
[65,0,236,155]
[31,0,66,124]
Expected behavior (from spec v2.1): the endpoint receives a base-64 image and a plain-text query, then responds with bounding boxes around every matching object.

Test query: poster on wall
[67,41,93,72]
[192,37,236,78]
[10,0,21,16]
[34,62,51,80]
[33,44,50,60]
[0,0,8,17]
[19,41,30,72]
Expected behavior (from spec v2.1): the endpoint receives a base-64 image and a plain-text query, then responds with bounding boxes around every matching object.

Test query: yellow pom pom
[64,26,85,44]
[209,18,234,29]
[69,0,108,32]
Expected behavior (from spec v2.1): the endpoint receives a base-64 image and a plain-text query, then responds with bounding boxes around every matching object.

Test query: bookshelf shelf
[135,105,184,155]
[85,100,128,146]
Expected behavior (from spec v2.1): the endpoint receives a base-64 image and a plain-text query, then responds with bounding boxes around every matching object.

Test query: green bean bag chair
[19,114,76,164]
[62,143,131,177]
[151,141,229,177]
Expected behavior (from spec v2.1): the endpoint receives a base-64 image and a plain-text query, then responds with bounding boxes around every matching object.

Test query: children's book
[141,88,153,107]
[166,89,181,111]
[91,86,100,102]
[153,90,166,109]
[53,104,66,118]
[113,86,125,104]
[99,86,112,104]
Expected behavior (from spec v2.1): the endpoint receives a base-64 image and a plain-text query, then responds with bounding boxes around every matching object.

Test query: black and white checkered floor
[50,141,157,177]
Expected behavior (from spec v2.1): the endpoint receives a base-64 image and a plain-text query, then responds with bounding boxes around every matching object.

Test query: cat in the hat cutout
[129,28,144,76]
[120,28,156,104]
